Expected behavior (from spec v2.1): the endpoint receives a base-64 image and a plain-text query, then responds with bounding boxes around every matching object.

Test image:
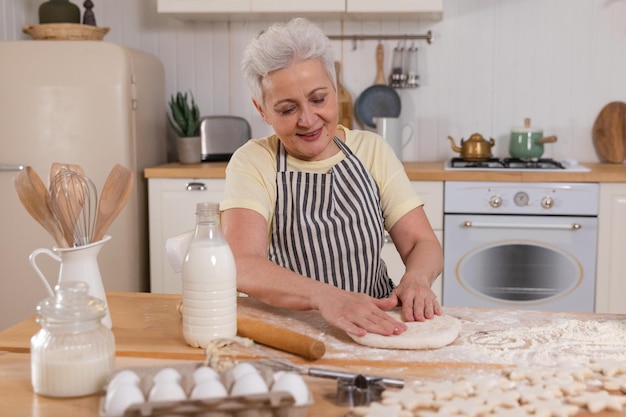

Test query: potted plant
[168,91,202,164]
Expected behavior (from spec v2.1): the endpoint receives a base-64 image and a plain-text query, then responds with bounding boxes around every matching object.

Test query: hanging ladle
[92,163,135,243]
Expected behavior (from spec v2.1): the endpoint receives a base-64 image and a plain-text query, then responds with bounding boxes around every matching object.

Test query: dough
[348,311,460,350]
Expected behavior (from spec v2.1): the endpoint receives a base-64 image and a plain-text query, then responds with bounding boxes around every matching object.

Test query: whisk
[48,166,98,246]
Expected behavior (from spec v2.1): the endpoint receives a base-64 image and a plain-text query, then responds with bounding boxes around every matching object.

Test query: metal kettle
[447,133,495,161]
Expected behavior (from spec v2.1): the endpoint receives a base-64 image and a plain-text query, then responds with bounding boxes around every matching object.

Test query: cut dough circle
[348,311,461,350]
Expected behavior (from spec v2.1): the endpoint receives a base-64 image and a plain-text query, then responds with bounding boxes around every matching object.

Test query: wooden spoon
[14,167,68,247]
[92,164,135,243]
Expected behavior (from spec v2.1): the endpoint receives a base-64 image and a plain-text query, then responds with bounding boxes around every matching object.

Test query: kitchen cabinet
[595,183,626,314]
[148,178,225,293]
[148,177,443,298]
[156,0,442,21]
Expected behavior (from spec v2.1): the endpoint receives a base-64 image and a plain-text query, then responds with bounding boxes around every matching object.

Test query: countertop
[2,292,626,416]
[144,161,626,182]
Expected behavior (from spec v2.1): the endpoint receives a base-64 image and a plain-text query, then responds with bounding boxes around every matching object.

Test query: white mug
[373,117,414,160]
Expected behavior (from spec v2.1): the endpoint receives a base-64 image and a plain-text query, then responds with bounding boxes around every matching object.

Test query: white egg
[192,366,219,384]
[229,372,268,396]
[189,378,228,400]
[104,382,145,416]
[148,380,187,402]
[229,362,259,381]
[152,367,182,383]
[271,372,310,405]
[107,369,141,391]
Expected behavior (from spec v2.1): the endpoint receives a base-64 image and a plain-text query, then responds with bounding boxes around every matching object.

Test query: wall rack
[328,31,433,50]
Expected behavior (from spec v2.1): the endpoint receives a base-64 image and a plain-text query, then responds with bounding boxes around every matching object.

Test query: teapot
[447,133,495,162]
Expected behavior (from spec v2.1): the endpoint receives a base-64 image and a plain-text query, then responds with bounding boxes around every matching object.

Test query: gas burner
[502,158,565,169]
[450,157,505,169]
[449,157,565,170]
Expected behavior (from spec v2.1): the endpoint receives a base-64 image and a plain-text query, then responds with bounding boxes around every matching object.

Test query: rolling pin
[237,315,326,361]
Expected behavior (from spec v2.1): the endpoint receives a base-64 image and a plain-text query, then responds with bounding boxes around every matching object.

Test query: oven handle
[462,221,582,230]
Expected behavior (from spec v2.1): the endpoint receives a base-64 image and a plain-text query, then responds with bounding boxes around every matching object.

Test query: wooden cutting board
[335,61,353,129]
[592,101,626,163]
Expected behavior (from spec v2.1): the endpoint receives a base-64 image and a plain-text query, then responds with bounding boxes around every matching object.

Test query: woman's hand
[389,278,441,322]
[312,289,407,337]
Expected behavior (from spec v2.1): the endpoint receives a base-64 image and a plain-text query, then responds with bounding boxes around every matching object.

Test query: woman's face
[255,58,340,161]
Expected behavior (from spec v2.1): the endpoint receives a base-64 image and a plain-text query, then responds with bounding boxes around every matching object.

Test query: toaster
[200,115,251,162]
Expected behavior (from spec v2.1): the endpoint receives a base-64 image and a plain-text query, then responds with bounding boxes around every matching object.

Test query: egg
[148,380,187,402]
[152,367,182,383]
[229,362,259,381]
[107,369,141,391]
[229,372,268,396]
[104,382,145,416]
[192,365,219,384]
[271,372,310,405]
[189,378,228,400]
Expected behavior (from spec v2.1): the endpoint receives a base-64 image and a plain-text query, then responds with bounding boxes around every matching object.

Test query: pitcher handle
[402,124,414,149]
[29,248,61,296]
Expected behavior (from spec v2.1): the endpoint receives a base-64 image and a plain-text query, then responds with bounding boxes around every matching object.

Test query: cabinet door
[149,178,225,294]
[381,181,443,299]
[595,183,626,313]
[346,0,442,13]
[252,0,344,12]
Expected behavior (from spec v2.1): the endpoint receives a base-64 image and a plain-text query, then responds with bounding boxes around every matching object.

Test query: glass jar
[30,281,115,397]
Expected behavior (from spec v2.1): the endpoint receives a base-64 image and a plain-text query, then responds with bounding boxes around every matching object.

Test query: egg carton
[99,361,312,417]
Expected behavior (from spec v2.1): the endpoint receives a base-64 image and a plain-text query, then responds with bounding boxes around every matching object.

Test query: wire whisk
[48,166,98,246]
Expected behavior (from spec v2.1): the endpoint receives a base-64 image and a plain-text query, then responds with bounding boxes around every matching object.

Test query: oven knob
[514,191,529,207]
[541,196,554,209]
[489,195,502,208]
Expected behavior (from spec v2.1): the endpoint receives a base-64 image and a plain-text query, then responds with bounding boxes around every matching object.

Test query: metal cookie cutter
[337,374,387,406]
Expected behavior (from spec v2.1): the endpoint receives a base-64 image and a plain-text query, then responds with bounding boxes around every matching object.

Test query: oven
[442,181,599,312]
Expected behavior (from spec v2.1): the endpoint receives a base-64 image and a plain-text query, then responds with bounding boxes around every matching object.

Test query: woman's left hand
[389,278,441,322]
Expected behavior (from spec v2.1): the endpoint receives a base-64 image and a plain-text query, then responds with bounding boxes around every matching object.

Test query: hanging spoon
[92,164,135,243]
[14,167,68,247]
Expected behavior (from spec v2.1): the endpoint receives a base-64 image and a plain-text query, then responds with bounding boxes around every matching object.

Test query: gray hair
[241,18,336,109]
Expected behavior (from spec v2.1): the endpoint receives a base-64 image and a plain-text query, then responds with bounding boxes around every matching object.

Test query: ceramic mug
[373,117,414,160]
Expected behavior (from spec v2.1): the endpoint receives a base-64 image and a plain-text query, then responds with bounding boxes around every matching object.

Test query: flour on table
[347,312,460,350]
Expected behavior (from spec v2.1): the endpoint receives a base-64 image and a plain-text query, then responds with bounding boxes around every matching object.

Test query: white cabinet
[148,178,225,294]
[382,181,443,300]
[595,183,626,314]
[156,0,442,20]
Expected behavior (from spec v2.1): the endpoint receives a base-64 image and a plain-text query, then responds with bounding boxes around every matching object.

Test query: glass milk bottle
[30,281,115,397]
[182,202,237,348]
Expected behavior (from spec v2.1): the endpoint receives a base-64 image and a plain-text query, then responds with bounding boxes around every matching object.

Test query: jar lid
[37,281,107,323]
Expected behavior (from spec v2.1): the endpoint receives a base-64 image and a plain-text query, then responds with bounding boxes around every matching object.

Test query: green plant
[168,92,201,137]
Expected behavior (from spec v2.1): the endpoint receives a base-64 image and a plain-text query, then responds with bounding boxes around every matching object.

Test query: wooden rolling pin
[237,315,326,361]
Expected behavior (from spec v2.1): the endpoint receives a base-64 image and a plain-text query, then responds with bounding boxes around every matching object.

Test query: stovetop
[444,158,591,172]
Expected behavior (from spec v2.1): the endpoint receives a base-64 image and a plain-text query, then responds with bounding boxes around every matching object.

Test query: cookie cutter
[336,374,387,406]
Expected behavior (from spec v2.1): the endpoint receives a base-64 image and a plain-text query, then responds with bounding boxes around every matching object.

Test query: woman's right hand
[312,289,407,337]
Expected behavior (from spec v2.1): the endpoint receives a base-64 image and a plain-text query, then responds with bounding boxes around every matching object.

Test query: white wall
[2,0,625,162]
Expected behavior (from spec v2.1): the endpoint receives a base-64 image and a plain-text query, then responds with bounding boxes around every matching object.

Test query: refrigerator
[0,41,167,330]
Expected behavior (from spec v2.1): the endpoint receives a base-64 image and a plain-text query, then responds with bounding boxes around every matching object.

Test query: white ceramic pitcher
[29,235,113,328]
[373,117,414,160]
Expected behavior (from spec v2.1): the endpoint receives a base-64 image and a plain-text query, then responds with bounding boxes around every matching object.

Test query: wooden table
[1,292,625,416]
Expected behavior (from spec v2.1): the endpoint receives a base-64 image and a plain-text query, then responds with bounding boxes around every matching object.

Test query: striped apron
[268,137,394,298]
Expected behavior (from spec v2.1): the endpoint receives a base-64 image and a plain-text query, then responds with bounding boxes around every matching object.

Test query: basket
[22,23,109,40]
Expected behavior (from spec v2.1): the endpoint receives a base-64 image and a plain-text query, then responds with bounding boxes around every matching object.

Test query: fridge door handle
[0,164,25,172]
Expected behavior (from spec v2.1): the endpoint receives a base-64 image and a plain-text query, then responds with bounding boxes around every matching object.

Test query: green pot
[509,118,557,160]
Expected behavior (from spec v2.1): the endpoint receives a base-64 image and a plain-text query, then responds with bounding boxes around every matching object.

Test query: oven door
[442,214,597,312]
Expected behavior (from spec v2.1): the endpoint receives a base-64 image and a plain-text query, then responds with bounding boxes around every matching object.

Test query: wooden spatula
[14,167,68,247]
[335,61,353,129]
[92,164,135,243]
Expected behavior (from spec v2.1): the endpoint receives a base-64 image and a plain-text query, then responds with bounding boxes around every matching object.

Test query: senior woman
[220,18,442,337]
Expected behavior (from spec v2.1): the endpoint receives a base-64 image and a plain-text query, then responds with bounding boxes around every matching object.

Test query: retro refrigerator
[0,41,167,330]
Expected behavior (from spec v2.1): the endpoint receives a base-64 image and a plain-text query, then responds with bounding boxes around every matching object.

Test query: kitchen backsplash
[2,0,625,163]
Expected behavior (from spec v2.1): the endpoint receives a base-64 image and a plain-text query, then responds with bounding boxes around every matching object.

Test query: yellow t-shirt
[221,127,423,236]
